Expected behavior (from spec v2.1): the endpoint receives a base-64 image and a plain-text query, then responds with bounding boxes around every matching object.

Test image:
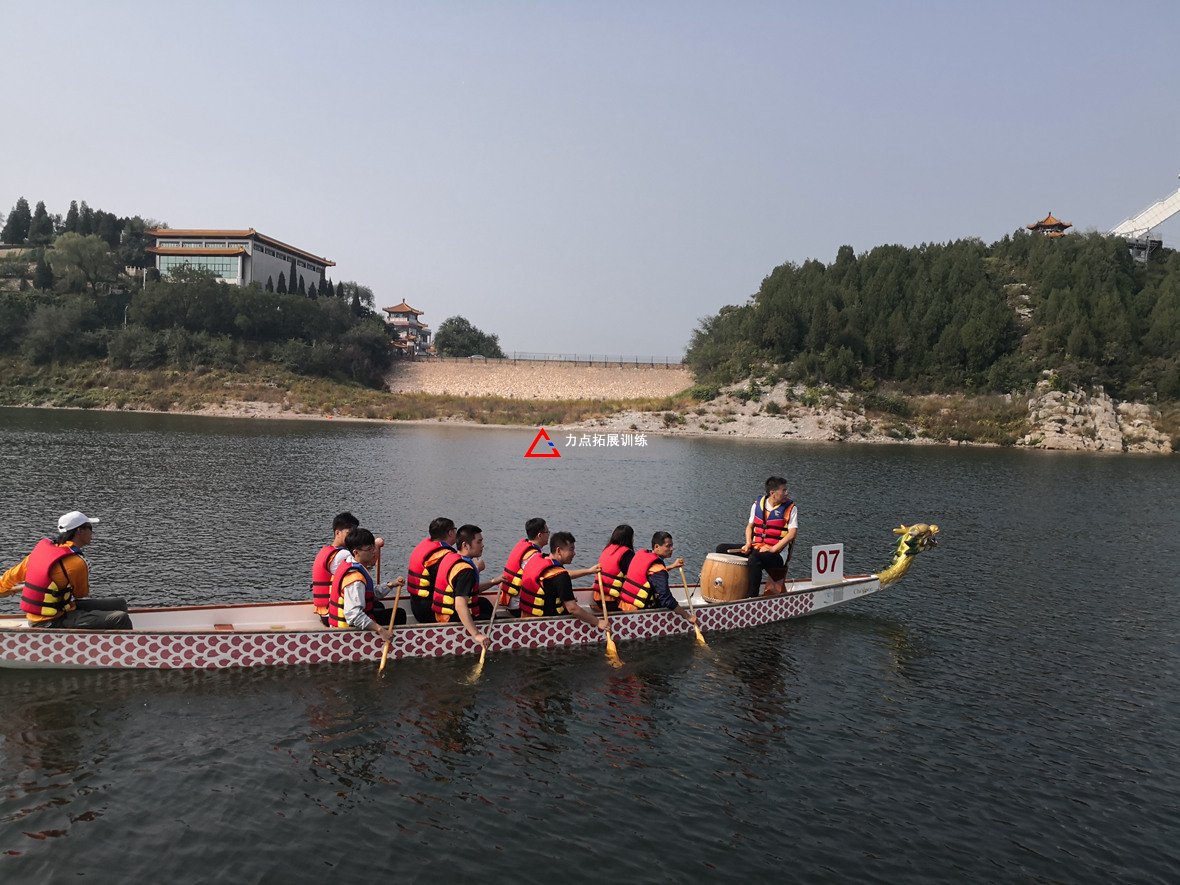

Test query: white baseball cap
[58,511,100,533]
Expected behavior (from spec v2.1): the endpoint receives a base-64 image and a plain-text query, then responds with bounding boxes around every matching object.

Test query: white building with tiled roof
[145,228,335,289]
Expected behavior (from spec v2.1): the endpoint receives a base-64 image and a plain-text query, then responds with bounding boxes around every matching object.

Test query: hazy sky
[4,2,1179,357]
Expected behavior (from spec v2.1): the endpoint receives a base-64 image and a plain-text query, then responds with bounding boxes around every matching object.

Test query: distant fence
[421,352,685,368]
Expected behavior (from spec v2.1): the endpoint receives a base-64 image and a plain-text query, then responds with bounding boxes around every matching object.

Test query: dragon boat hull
[0,576,881,670]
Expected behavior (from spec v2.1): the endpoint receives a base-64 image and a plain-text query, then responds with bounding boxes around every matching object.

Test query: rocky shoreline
[567,379,1174,454]
[10,373,1174,455]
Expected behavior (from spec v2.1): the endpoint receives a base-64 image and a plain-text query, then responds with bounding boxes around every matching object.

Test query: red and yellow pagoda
[1027,212,1072,238]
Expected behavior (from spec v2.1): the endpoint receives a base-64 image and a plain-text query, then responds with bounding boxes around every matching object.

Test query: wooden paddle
[679,565,708,647]
[596,572,624,668]
[377,579,402,676]
[373,538,397,677]
[467,594,498,684]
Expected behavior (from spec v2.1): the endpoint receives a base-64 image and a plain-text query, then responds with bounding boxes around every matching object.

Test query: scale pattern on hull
[0,588,823,669]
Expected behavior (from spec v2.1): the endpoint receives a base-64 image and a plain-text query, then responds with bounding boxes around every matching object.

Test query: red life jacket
[433,551,476,621]
[518,554,565,618]
[21,539,81,621]
[619,549,665,610]
[596,543,631,601]
[500,539,541,603]
[310,544,342,614]
[752,496,794,547]
[328,562,376,629]
[407,538,449,599]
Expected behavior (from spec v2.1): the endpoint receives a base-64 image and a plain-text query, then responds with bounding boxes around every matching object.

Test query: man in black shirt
[518,531,605,630]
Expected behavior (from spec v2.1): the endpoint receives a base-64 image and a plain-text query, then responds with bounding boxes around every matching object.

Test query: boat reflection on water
[705,627,797,742]
[300,679,403,814]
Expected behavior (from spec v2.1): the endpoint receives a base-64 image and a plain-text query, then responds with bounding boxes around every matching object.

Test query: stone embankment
[388,359,692,400]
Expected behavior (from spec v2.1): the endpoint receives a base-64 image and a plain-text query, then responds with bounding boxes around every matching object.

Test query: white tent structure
[1110,177,1180,239]
[1109,175,1180,259]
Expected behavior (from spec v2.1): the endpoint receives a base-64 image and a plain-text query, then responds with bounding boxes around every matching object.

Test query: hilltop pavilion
[1027,213,1072,238]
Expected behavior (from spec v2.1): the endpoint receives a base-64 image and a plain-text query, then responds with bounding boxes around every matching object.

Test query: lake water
[0,407,1177,882]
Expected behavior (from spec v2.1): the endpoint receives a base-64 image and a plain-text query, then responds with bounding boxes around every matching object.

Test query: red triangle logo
[524,427,561,458]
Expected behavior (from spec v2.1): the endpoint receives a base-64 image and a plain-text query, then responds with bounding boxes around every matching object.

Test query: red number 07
[816,548,841,573]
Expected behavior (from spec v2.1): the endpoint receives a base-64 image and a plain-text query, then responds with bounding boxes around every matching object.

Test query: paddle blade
[693,625,709,647]
[605,633,624,668]
[466,647,488,684]
[378,641,391,676]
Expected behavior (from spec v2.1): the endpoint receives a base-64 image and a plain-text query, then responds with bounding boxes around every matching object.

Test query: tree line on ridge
[686,231,1180,401]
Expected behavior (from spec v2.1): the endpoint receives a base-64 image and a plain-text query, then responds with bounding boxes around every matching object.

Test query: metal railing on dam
[415,352,685,368]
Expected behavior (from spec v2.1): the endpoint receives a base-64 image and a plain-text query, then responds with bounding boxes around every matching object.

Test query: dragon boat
[0,525,938,670]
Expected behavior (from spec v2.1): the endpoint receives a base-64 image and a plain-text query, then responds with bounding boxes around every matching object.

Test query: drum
[699,552,750,603]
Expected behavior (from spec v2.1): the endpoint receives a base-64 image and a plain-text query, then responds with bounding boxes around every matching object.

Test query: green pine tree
[77,201,94,235]
[1,197,32,244]
[33,253,55,290]
[28,201,55,246]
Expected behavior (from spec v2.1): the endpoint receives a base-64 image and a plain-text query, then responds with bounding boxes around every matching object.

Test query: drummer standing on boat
[0,510,132,629]
[715,476,797,596]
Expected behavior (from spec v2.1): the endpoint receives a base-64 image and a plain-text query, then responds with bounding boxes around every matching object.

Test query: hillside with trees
[686,231,1180,402]
[0,197,393,389]
[1,197,155,267]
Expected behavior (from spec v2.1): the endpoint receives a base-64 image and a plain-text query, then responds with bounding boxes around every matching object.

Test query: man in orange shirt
[0,510,132,629]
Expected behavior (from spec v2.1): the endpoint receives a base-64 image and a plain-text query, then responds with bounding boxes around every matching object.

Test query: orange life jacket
[618,549,665,611]
[596,543,631,602]
[432,551,476,622]
[310,544,342,614]
[328,562,376,629]
[752,496,794,548]
[407,538,450,599]
[21,539,81,622]
[518,554,566,617]
[499,538,541,605]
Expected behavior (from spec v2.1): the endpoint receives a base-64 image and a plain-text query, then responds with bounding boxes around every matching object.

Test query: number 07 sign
[810,544,844,585]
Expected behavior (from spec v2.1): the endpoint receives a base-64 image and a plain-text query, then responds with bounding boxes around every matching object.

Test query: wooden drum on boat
[699,553,750,603]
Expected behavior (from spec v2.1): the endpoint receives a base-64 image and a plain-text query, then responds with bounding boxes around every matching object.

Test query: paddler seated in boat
[497,517,550,618]
[431,524,503,648]
[594,523,636,612]
[518,531,606,629]
[310,511,360,626]
[0,510,132,629]
[407,517,458,624]
[328,528,407,632]
[617,531,697,627]
[714,475,797,596]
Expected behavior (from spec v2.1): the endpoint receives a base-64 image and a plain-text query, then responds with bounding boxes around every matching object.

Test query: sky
[4,1,1179,358]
